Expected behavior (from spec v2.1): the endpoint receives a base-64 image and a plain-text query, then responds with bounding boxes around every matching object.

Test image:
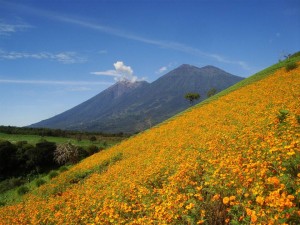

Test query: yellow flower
[223,197,230,204]
[256,196,264,205]
[185,203,195,210]
[212,194,220,201]
[251,214,257,223]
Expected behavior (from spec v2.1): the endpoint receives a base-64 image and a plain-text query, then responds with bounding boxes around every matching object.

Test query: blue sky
[0,0,299,127]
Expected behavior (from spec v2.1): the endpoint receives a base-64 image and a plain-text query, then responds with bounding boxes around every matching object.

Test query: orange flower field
[0,62,299,224]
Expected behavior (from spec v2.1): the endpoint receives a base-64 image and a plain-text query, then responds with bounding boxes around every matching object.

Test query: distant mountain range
[29,64,244,133]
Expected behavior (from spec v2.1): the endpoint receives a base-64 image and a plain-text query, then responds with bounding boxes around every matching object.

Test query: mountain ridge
[30,64,244,133]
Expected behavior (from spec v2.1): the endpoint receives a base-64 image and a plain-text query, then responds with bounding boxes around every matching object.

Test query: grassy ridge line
[150,56,300,128]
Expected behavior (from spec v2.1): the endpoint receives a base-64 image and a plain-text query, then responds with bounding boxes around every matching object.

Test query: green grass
[0,165,71,206]
[0,132,122,148]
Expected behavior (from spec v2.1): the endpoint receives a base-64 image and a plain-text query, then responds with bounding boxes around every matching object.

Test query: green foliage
[58,166,69,173]
[278,109,289,123]
[0,141,17,179]
[207,88,217,98]
[89,136,97,142]
[35,178,46,187]
[289,51,300,59]
[69,171,91,184]
[296,115,300,124]
[86,145,101,156]
[184,92,200,105]
[285,61,298,71]
[48,171,59,179]
[17,186,29,196]
[0,177,25,194]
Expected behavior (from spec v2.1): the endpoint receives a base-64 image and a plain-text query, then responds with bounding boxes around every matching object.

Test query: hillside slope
[1,60,299,224]
[30,64,243,133]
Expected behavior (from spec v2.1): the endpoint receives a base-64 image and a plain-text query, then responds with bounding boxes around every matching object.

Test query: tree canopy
[184,93,200,105]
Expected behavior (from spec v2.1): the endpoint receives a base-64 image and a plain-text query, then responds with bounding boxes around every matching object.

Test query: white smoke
[113,61,138,83]
[91,61,143,83]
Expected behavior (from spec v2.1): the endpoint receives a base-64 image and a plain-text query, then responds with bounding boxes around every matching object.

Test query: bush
[285,61,298,71]
[90,136,97,142]
[0,177,25,193]
[48,171,59,179]
[86,145,99,156]
[54,142,79,165]
[35,178,46,187]
[17,186,29,196]
[278,109,289,123]
[296,115,300,124]
[59,166,69,172]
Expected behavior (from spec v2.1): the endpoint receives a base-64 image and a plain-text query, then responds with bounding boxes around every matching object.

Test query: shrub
[48,171,59,179]
[90,136,97,142]
[86,145,99,156]
[285,61,298,71]
[207,88,217,98]
[296,115,300,124]
[59,166,69,172]
[35,178,46,187]
[54,142,79,165]
[278,109,289,123]
[17,186,29,196]
[0,177,25,193]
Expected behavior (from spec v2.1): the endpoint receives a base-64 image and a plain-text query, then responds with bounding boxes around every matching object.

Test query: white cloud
[91,61,141,83]
[114,61,133,76]
[0,50,86,64]
[157,66,167,74]
[0,20,32,36]
[156,62,176,74]
[208,53,250,70]
[91,70,119,76]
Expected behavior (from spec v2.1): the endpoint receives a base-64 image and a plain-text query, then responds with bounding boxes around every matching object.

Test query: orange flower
[256,196,264,205]
[223,197,230,204]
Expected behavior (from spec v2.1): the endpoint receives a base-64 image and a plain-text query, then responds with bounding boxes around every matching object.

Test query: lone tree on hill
[184,93,200,105]
[207,88,217,98]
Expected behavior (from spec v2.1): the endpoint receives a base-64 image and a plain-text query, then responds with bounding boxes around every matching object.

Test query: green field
[0,132,124,148]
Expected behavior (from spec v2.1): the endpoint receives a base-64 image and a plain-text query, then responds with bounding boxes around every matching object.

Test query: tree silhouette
[184,93,200,105]
[207,88,217,98]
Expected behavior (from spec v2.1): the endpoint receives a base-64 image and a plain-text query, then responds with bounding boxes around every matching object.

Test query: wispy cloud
[208,54,250,70]
[156,62,175,74]
[2,1,250,70]
[0,79,112,86]
[56,17,250,70]
[0,20,32,36]
[157,66,168,74]
[0,50,86,64]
